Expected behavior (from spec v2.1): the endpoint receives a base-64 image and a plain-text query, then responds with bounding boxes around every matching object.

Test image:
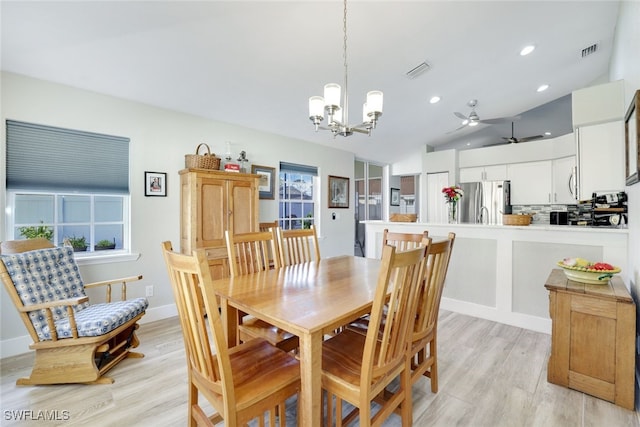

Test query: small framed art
[328,175,349,208]
[145,171,167,197]
[251,164,276,199]
[390,188,400,206]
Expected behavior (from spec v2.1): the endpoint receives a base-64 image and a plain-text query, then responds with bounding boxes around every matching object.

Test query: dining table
[209,255,382,426]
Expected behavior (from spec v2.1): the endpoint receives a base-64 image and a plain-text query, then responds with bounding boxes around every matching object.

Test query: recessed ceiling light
[520,45,535,56]
[430,96,441,104]
[537,84,549,92]
[545,132,551,136]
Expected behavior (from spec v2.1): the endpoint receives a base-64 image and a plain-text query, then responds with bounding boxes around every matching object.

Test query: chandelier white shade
[308,0,383,137]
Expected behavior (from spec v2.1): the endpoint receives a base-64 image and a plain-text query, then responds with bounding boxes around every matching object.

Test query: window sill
[73,251,141,266]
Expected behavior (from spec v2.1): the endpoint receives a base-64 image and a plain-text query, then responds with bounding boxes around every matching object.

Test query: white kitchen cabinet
[508,161,553,205]
[459,165,507,182]
[576,121,625,200]
[552,156,577,204]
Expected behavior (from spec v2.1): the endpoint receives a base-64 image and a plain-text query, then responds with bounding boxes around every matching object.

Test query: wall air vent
[581,43,598,58]
[406,61,431,79]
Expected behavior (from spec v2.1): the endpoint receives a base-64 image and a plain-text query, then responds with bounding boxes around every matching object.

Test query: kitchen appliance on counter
[550,211,569,225]
[459,180,511,225]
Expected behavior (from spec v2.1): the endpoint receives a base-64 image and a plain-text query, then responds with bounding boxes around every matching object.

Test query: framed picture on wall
[625,89,639,186]
[390,188,400,206]
[251,164,275,199]
[328,175,349,208]
[145,171,167,197]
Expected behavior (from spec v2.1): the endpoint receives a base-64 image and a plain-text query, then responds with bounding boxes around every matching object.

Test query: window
[278,162,318,230]
[6,120,130,255]
[355,160,383,222]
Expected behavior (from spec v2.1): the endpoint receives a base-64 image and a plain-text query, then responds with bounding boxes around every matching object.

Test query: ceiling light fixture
[308,0,383,137]
[430,96,441,104]
[537,84,549,92]
[520,45,535,56]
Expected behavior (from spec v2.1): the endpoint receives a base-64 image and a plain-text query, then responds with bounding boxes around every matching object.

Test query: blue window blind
[6,120,130,194]
[279,162,318,176]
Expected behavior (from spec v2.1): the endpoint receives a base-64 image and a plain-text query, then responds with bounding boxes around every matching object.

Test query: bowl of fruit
[557,257,621,285]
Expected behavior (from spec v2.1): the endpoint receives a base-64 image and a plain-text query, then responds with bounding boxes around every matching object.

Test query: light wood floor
[2,310,639,426]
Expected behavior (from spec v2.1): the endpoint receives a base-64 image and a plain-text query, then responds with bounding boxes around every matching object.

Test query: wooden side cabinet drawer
[545,269,636,410]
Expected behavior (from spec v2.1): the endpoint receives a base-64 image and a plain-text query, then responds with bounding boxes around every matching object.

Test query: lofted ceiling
[0,1,620,163]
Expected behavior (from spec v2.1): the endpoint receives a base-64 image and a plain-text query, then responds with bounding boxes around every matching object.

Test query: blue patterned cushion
[1,246,148,341]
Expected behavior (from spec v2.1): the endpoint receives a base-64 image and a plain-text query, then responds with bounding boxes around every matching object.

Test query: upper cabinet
[576,121,625,200]
[507,161,553,205]
[459,165,507,182]
[572,80,626,127]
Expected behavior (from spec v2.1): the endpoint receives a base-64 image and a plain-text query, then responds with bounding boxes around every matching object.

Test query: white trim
[0,303,177,359]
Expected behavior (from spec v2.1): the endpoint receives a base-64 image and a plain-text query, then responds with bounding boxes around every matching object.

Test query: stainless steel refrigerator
[458,181,511,225]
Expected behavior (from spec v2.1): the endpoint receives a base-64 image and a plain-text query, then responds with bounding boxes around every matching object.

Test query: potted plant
[64,235,88,252]
[95,238,116,251]
[18,221,54,242]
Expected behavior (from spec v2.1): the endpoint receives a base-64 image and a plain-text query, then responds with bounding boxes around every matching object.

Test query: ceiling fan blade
[483,141,511,147]
[480,115,522,125]
[446,123,468,134]
[516,135,544,143]
[454,112,468,120]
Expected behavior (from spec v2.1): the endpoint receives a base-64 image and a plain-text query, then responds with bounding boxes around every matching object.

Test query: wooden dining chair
[225,230,298,352]
[258,221,279,268]
[382,228,428,253]
[276,225,321,266]
[162,241,300,426]
[259,220,279,232]
[321,243,429,426]
[410,232,456,392]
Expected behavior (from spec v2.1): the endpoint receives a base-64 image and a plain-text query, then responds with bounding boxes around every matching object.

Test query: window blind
[279,162,318,176]
[6,120,130,194]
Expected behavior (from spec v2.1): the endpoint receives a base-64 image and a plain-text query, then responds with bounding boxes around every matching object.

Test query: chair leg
[429,337,438,393]
[401,360,413,426]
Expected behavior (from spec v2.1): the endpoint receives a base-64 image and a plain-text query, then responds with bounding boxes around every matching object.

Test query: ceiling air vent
[406,61,431,79]
[581,43,598,58]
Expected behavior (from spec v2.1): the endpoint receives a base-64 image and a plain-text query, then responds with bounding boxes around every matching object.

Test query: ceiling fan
[448,99,520,133]
[484,122,544,146]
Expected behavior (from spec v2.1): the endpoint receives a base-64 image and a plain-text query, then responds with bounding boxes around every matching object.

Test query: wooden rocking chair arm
[18,296,90,312]
[83,275,143,289]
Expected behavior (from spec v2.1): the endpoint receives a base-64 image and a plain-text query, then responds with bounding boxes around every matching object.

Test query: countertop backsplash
[511,204,574,224]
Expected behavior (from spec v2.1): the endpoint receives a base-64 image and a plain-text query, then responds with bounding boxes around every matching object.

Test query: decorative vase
[448,201,458,224]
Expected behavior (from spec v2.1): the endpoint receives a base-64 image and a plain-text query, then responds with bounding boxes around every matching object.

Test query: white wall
[0,72,356,357]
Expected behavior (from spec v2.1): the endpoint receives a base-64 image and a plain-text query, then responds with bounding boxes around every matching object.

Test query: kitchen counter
[363,221,628,334]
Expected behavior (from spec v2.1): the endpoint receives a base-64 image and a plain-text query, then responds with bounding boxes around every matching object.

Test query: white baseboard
[440,297,551,335]
[0,303,177,359]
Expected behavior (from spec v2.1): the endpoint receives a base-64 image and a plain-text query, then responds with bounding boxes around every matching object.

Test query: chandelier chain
[342,0,349,124]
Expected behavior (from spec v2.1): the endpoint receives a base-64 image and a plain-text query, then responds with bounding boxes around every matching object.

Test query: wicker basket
[185,143,221,170]
[390,213,418,222]
[503,214,532,226]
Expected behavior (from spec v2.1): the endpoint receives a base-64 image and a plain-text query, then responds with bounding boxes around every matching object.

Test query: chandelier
[308,0,383,137]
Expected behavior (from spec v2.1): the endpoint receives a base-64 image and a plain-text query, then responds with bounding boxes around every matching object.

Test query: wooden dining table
[209,255,382,426]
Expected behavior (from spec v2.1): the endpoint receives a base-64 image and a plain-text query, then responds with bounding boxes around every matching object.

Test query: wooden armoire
[179,168,260,279]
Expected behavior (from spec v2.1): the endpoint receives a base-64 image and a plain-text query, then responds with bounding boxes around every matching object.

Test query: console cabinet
[545,269,635,410]
[180,168,259,279]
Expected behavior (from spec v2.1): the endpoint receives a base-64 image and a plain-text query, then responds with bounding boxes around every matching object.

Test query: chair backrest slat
[363,242,429,383]
[277,225,321,266]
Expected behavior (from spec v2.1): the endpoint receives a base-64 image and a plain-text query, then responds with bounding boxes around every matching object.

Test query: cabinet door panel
[229,180,257,234]
[553,156,577,204]
[577,121,625,200]
[507,161,552,205]
[570,311,616,383]
[200,178,227,247]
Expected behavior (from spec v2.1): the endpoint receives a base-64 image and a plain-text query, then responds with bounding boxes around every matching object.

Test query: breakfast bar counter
[363,221,629,334]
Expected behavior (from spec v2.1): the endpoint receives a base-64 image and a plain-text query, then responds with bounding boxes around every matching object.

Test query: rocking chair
[0,238,148,385]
